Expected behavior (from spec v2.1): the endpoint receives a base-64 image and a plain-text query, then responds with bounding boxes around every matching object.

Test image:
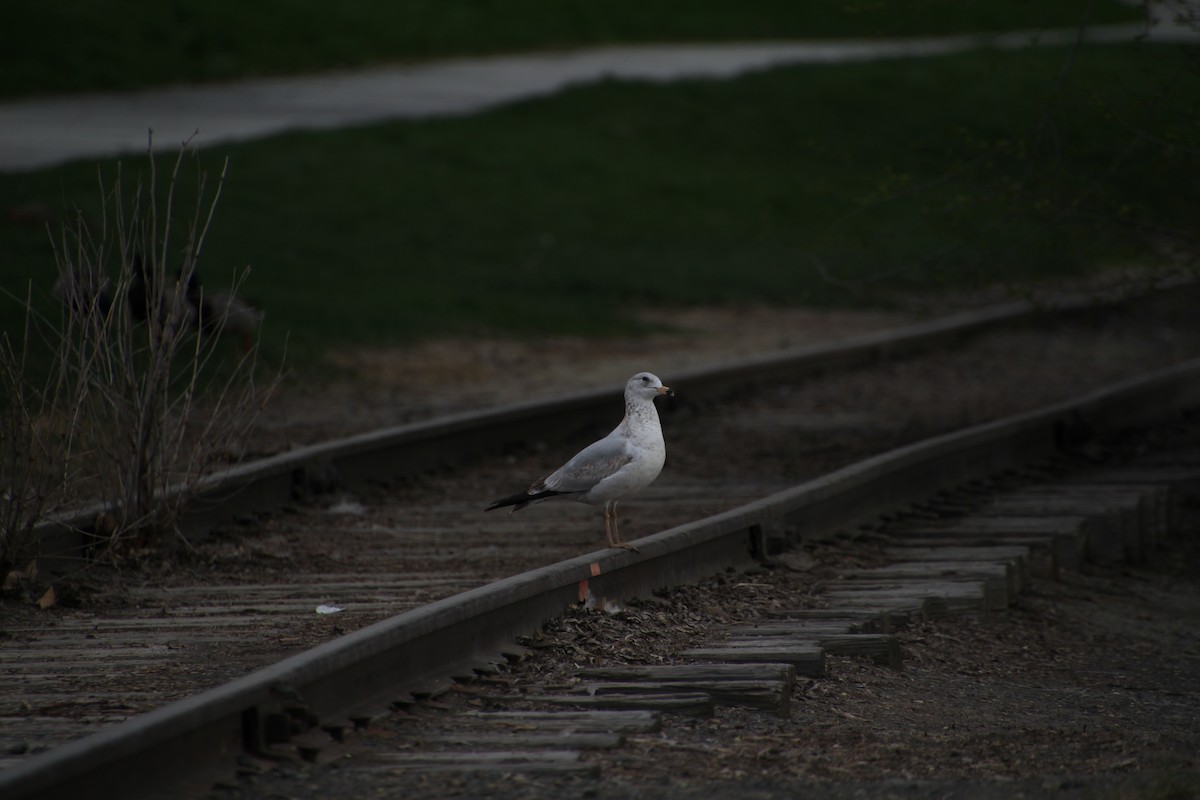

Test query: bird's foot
[608,542,640,554]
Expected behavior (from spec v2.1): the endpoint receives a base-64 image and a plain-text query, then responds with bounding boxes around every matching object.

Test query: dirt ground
[245,272,1189,456]
[246,304,919,455]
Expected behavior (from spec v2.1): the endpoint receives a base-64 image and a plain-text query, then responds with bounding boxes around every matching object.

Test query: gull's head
[627,371,673,400]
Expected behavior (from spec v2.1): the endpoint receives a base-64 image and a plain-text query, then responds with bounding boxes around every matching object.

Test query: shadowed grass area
[2,42,1197,368]
[1,0,1143,98]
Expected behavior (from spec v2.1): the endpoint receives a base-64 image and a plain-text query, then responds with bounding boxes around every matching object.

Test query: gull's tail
[485,488,569,513]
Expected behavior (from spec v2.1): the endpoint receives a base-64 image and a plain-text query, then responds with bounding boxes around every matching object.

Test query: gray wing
[538,434,632,493]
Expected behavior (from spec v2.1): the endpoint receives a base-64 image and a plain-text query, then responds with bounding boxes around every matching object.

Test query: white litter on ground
[326,497,367,515]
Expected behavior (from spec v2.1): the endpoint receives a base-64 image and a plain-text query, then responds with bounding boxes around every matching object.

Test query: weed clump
[0,137,275,573]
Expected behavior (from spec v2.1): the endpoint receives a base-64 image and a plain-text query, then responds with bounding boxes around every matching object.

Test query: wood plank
[882,545,1031,587]
[0,656,174,672]
[986,493,1142,512]
[1,691,174,706]
[580,680,790,718]
[417,732,624,749]
[680,645,825,677]
[725,621,860,637]
[461,710,661,733]
[759,607,895,631]
[114,577,474,599]
[1069,484,1168,546]
[825,582,989,619]
[500,693,715,717]
[375,750,597,775]
[816,634,903,669]
[891,525,1083,573]
[2,617,292,633]
[971,509,1125,564]
[993,487,1156,559]
[889,536,1058,579]
[576,663,794,684]
[893,515,1090,534]
[718,632,903,669]
[844,562,1013,605]
[1062,480,1176,542]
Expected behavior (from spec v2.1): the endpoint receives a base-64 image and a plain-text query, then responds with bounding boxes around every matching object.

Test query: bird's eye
[641,376,650,382]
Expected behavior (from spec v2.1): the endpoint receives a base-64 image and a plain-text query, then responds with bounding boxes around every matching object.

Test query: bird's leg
[607,501,639,553]
[602,504,619,548]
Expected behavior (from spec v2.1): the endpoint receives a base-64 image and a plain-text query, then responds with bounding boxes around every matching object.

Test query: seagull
[486,371,674,552]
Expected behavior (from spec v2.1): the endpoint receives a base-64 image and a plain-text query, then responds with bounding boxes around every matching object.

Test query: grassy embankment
[2,4,1194,370]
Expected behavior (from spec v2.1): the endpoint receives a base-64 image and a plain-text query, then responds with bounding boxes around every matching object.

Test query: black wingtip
[485,491,532,512]
[485,488,572,512]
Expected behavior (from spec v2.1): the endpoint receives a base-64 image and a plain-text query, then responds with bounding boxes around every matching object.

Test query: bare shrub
[0,137,277,568]
[0,286,80,572]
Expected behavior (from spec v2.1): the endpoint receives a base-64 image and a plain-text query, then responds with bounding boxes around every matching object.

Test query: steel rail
[29,293,1131,567]
[5,355,1200,800]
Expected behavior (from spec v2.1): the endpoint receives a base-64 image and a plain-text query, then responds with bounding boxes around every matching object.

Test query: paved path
[0,22,1192,173]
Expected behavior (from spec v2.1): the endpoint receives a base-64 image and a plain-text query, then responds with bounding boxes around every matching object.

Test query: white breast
[578,400,665,505]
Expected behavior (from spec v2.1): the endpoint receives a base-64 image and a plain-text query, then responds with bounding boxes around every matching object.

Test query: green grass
[2,0,1143,98]
[2,42,1197,369]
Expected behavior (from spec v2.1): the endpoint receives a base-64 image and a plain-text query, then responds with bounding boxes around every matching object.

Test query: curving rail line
[27,296,1098,566]
[4,345,1200,799]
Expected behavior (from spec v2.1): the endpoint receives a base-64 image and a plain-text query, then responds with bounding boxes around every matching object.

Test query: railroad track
[2,293,1200,798]
[228,437,1198,799]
